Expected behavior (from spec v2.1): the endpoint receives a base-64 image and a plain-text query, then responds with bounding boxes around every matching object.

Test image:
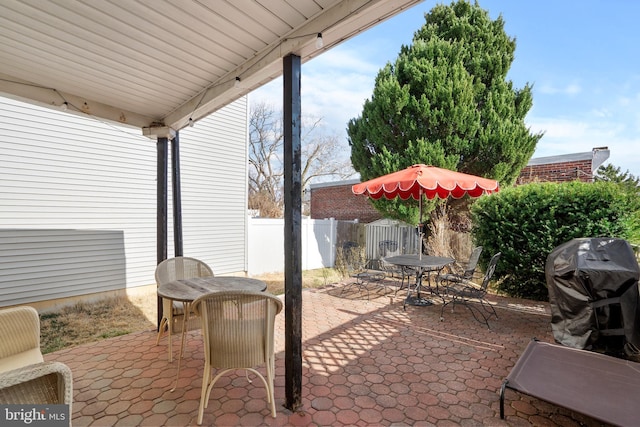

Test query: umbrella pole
[418,191,423,260]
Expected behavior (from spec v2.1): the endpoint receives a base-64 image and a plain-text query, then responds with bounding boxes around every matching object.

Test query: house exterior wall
[172,99,249,274]
[0,96,248,308]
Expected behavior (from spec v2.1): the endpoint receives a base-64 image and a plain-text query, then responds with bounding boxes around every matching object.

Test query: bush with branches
[334,244,366,279]
[471,181,640,300]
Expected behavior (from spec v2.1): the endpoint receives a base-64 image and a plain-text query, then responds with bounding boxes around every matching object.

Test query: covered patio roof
[0,0,426,412]
[0,0,423,132]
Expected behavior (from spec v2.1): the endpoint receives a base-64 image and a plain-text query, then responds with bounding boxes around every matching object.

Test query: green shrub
[471,181,640,300]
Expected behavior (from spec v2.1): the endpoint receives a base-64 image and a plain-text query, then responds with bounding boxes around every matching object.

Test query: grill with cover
[545,237,640,358]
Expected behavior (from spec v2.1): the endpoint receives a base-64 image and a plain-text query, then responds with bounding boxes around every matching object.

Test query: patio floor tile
[45,281,611,426]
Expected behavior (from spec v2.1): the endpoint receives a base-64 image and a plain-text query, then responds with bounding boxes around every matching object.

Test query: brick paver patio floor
[46,281,609,426]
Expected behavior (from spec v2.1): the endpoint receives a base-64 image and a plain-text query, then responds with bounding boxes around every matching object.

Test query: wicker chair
[192,290,283,424]
[0,306,72,422]
[155,256,214,361]
[0,361,73,404]
[0,306,45,374]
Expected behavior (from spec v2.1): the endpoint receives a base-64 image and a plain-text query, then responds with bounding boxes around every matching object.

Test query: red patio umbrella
[352,164,499,257]
[351,164,499,201]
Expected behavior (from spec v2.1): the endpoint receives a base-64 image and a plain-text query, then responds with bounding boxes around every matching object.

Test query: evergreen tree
[348,0,542,225]
[595,164,640,194]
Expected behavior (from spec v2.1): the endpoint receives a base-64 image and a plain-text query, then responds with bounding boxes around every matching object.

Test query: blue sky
[250,0,640,177]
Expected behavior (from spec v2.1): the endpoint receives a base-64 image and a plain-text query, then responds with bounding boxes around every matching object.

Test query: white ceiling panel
[0,0,424,133]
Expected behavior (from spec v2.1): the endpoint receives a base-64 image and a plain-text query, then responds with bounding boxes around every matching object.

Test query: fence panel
[247,218,341,275]
[365,219,420,261]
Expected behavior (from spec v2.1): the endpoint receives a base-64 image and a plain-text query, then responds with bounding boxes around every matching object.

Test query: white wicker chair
[155,257,214,362]
[0,306,72,424]
[0,361,73,405]
[0,306,44,374]
[192,290,283,424]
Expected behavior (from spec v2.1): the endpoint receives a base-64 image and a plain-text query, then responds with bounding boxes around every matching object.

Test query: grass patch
[40,296,155,354]
[99,330,130,339]
[257,268,343,295]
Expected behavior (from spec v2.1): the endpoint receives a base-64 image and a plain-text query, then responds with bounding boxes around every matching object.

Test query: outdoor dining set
[154,256,282,425]
[343,241,502,327]
[343,163,503,324]
[0,255,283,426]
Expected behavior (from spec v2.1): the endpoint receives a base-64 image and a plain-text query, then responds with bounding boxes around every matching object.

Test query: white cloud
[529,116,640,175]
[538,82,582,95]
[250,46,382,141]
[306,47,383,76]
[565,83,582,95]
[618,96,633,107]
[591,108,611,118]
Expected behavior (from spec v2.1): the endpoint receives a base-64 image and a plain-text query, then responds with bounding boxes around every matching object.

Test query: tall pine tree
[348,0,542,225]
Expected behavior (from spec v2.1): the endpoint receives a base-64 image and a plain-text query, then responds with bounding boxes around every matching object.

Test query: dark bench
[500,339,640,426]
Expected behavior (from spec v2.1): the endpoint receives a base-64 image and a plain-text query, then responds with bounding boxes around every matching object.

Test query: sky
[249,0,640,179]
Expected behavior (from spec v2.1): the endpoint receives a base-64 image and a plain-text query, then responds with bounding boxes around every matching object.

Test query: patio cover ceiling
[0,0,423,134]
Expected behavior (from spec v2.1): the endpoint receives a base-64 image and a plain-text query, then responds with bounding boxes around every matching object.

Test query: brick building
[310,179,384,223]
[310,147,610,221]
[516,146,610,184]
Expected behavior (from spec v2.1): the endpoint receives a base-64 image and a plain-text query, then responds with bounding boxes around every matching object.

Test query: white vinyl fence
[247,218,340,275]
[246,217,419,275]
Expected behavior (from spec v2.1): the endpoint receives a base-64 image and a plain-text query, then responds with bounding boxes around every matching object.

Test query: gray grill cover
[545,237,640,350]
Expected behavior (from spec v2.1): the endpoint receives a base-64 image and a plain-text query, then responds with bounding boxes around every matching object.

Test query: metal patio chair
[437,246,483,287]
[439,252,501,328]
[378,240,414,295]
[339,243,385,300]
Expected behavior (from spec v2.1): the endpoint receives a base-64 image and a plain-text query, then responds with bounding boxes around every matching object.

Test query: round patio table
[384,254,454,309]
[158,276,266,303]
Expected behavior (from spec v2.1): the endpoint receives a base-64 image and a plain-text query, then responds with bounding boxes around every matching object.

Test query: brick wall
[516,159,593,184]
[310,183,382,222]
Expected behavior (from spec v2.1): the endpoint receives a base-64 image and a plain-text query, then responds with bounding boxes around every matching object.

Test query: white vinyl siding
[0,229,127,303]
[0,96,248,307]
[170,100,249,273]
